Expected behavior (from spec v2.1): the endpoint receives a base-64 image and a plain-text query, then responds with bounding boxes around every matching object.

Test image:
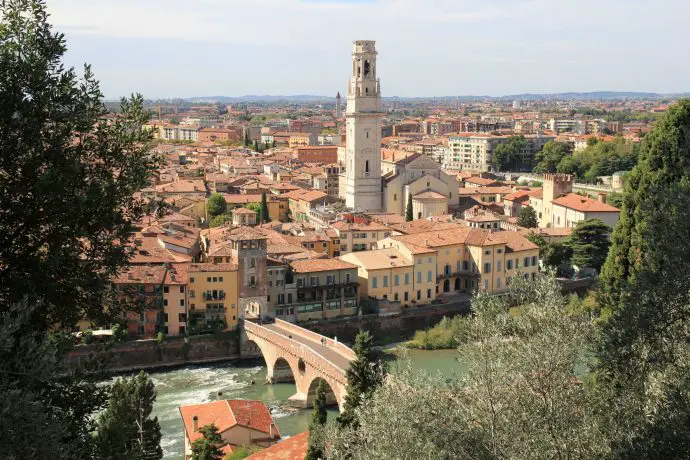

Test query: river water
[129,348,460,459]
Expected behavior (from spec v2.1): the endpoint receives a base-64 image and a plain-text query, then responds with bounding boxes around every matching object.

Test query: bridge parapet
[272,319,357,362]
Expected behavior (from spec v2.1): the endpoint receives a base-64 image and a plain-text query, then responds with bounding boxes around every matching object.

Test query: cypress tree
[337,331,384,428]
[405,194,414,221]
[260,191,270,223]
[305,380,328,460]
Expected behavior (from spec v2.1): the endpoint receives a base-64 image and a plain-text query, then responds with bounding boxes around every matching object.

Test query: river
[125,348,461,459]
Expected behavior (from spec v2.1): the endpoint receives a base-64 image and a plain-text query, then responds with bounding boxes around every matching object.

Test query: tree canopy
[191,424,225,460]
[532,141,569,173]
[206,193,227,218]
[556,138,639,183]
[0,1,162,457]
[306,380,329,460]
[95,371,163,460]
[517,205,538,228]
[492,135,526,172]
[566,218,611,271]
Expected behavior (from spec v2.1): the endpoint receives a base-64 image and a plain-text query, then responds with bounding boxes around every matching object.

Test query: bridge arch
[306,376,339,407]
[242,319,354,411]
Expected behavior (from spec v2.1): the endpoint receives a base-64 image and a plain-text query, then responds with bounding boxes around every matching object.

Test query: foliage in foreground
[192,424,225,460]
[326,275,611,459]
[96,371,163,460]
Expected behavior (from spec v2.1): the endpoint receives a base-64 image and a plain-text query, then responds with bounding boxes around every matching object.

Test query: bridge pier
[267,358,295,384]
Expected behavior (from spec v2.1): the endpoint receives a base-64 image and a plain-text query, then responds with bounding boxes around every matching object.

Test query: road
[263,323,352,372]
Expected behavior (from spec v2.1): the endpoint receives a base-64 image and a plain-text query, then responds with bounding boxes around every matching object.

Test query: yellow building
[163,263,189,336]
[342,227,539,307]
[383,227,540,295]
[188,263,240,332]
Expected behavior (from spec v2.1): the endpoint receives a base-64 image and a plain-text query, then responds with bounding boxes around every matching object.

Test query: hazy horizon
[48,0,690,99]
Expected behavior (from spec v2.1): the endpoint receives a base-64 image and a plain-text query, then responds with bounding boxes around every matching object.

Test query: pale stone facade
[342,41,384,212]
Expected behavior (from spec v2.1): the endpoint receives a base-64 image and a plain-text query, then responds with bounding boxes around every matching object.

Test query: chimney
[217,391,223,400]
[192,415,198,432]
[598,192,606,203]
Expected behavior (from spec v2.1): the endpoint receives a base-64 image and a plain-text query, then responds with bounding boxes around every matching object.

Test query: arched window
[364,60,370,76]
[365,87,369,94]
[394,194,397,201]
[365,160,370,173]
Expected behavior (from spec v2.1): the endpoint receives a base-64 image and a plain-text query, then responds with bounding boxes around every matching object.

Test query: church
[338,41,458,217]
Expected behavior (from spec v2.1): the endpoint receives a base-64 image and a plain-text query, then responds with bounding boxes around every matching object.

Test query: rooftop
[552,193,620,213]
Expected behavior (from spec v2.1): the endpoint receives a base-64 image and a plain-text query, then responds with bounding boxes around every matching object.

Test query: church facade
[339,41,457,217]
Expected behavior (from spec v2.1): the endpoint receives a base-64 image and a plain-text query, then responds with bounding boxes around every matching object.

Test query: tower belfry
[342,40,383,212]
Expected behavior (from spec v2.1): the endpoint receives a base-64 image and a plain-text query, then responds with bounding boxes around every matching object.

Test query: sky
[46,0,690,99]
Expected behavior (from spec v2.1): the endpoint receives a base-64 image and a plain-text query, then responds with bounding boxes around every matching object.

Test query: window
[427,289,432,298]
[163,286,169,293]
[218,277,223,282]
[179,286,185,293]
[178,313,187,322]
[497,248,503,254]
[345,273,351,283]
[394,293,399,301]
[497,260,502,272]
[179,299,185,307]
[311,276,319,286]
[507,260,513,270]
[531,256,538,266]
[427,271,432,282]
[484,263,491,274]
[163,299,168,307]
[484,250,491,255]
[427,257,432,263]
[267,295,270,302]
[189,277,194,283]
[404,273,410,285]
[524,257,530,268]
[463,260,469,271]
[497,278,501,289]
[365,160,370,173]
[212,277,217,282]
[417,259,422,265]
[383,276,388,288]
[484,280,489,290]
[250,258,256,268]
[417,290,421,300]
[207,277,211,282]
[250,275,256,286]
[327,275,335,285]
[372,276,378,288]
[394,194,397,201]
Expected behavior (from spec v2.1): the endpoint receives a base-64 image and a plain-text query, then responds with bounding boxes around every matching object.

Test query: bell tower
[343,40,383,212]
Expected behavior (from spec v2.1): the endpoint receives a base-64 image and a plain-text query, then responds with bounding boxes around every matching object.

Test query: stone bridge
[241,318,355,411]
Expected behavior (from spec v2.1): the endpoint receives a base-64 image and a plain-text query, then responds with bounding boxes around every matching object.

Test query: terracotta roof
[527,189,543,199]
[227,227,268,242]
[413,191,447,200]
[165,263,190,285]
[551,193,620,213]
[246,432,309,460]
[458,186,514,196]
[179,400,280,446]
[503,190,532,202]
[281,189,328,203]
[189,263,238,272]
[340,247,414,270]
[290,258,357,273]
[113,265,167,284]
[464,177,501,186]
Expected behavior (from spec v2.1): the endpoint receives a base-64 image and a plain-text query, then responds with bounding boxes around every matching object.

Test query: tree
[533,141,569,173]
[325,275,611,459]
[517,205,538,228]
[526,233,573,274]
[191,424,224,460]
[207,193,227,218]
[337,331,385,428]
[492,135,526,171]
[96,371,163,460]
[245,202,261,221]
[405,194,413,221]
[0,1,161,457]
[209,213,232,228]
[243,130,250,147]
[565,218,611,271]
[260,191,270,223]
[597,100,690,457]
[305,380,328,460]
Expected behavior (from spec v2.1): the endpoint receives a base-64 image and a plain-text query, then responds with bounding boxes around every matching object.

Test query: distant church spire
[335,91,342,118]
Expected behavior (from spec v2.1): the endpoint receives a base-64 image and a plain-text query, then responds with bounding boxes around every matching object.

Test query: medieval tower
[335,91,342,118]
[342,40,384,212]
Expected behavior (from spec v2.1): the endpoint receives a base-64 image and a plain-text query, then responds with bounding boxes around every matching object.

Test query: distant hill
[140,91,690,104]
